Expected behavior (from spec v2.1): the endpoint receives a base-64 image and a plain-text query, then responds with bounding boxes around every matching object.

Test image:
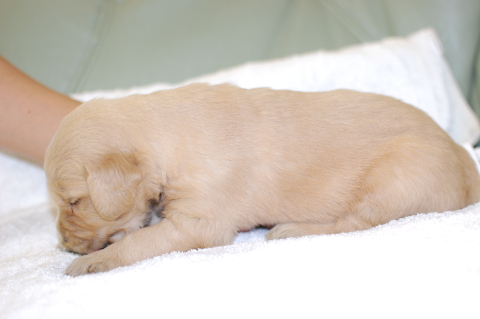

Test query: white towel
[1,203,480,318]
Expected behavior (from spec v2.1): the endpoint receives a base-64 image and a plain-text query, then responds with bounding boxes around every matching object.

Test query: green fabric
[1,0,479,116]
[0,0,105,93]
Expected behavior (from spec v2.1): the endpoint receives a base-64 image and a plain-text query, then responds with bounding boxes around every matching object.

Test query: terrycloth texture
[1,29,480,318]
[0,152,47,219]
[1,204,480,318]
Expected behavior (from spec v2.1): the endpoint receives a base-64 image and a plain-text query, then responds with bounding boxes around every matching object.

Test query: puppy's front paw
[65,250,122,276]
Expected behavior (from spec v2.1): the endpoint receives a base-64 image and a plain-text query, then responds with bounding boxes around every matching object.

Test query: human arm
[0,56,81,164]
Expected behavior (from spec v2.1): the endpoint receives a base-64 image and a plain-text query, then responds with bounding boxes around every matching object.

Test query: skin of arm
[0,56,81,164]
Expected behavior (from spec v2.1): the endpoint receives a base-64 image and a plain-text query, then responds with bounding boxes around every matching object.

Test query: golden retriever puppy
[44,84,480,276]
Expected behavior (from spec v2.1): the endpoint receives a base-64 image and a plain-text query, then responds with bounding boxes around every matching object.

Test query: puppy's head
[45,102,164,255]
[47,151,161,254]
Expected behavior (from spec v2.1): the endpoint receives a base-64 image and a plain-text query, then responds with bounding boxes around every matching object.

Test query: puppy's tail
[458,144,480,206]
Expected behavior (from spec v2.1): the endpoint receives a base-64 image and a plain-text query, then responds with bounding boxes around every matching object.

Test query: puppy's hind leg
[267,137,470,241]
[266,223,332,240]
[266,214,374,240]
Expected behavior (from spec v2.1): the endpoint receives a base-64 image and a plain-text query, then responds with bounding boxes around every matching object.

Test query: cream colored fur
[44,84,480,276]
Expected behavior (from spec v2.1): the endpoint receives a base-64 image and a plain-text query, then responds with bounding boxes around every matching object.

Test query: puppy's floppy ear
[86,152,142,220]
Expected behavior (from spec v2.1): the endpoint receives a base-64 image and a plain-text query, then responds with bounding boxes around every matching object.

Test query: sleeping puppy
[44,84,480,276]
